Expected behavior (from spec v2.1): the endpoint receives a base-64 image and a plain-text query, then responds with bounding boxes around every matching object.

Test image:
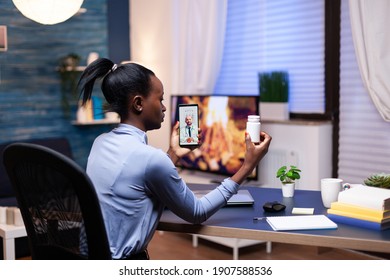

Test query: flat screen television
[171,95,259,180]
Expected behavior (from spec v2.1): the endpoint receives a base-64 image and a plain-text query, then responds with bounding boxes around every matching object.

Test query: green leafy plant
[258,71,289,102]
[276,165,301,184]
[364,173,390,189]
[58,53,81,118]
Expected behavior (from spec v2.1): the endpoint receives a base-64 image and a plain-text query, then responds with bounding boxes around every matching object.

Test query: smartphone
[178,104,199,147]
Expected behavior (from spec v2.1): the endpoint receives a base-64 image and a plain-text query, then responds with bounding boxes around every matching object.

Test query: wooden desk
[157,185,390,254]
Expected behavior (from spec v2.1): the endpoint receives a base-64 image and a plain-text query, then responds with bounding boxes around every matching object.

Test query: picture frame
[0,26,8,52]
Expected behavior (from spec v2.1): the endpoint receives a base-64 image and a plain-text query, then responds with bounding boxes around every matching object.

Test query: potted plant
[57,53,81,118]
[276,165,301,197]
[258,71,289,121]
[364,173,390,189]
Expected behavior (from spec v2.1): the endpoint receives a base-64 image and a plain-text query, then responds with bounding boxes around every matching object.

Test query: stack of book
[327,185,390,230]
[76,96,106,123]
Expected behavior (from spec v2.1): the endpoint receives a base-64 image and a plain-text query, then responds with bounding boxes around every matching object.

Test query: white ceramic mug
[321,178,343,208]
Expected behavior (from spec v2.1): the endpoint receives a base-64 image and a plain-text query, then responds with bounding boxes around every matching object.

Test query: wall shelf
[56,66,86,72]
[71,119,119,126]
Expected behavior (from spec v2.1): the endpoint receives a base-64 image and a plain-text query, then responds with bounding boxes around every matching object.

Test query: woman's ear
[132,95,143,113]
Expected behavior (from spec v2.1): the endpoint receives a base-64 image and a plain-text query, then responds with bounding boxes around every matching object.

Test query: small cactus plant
[364,173,390,189]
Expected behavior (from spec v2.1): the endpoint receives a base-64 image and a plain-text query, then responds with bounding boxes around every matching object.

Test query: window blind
[213,0,262,96]
[339,0,390,183]
[214,0,325,113]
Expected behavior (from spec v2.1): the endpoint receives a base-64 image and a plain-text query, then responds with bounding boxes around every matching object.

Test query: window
[214,0,325,114]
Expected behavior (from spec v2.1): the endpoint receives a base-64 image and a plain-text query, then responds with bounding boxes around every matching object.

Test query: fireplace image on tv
[171,95,259,180]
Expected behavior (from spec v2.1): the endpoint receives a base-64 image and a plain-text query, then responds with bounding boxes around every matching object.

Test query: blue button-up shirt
[86,124,239,259]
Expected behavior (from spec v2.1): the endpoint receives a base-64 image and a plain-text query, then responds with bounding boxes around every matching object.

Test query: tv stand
[178,169,263,187]
[178,169,227,185]
[192,234,271,260]
[209,179,223,184]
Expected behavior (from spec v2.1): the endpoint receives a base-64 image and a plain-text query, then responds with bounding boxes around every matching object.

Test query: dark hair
[78,58,155,119]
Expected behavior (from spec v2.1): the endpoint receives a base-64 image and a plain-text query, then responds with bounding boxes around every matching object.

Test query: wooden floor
[17,230,387,260]
[148,231,384,260]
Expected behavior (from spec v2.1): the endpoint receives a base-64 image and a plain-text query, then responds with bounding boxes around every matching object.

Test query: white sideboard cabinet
[259,120,333,190]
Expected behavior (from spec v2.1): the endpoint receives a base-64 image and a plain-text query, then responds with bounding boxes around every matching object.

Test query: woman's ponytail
[78,58,114,106]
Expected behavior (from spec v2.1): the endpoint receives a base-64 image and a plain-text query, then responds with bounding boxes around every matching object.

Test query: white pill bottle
[246,115,261,144]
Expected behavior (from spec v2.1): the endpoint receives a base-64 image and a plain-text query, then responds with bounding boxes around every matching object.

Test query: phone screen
[178,104,199,147]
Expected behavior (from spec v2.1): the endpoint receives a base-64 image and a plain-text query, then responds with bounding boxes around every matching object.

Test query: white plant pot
[259,102,289,121]
[282,183,295,198]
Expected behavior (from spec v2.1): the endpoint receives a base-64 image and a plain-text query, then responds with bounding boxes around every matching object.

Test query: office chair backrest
[3,143,111,259]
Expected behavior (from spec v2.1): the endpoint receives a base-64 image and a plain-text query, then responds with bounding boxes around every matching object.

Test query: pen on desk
[253,217,267,221]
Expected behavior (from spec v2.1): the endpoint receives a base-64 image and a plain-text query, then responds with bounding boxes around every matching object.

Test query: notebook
[266,215,338,231]
[193,189,255,206]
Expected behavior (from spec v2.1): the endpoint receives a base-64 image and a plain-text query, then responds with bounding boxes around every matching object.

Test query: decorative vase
[282,182,295,198]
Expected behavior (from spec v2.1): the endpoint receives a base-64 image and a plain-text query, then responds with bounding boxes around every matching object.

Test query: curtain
[130,0,227,149]
[130,0,227,95]
[349,0,390,121]
[339,0,390,184]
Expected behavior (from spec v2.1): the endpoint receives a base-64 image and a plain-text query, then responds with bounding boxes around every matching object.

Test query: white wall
[130,0,175,152]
